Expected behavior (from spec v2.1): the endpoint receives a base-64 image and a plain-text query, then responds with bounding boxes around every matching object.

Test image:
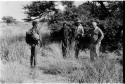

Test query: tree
[23,1,123,52]
[48,1,79,29]
[23,1,58,21]
[2,16,16,24]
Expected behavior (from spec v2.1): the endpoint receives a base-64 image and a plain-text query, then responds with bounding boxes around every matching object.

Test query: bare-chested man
[90,21,104,61]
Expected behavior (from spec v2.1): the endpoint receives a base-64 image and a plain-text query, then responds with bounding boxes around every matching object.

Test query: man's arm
[36,28,40,35]
[81,26,84,36]
[97,28,104,43]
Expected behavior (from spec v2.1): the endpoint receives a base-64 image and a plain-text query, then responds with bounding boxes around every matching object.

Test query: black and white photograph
[0,0,123,83]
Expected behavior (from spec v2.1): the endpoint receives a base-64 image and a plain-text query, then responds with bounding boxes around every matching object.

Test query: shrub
[2,16,16,24]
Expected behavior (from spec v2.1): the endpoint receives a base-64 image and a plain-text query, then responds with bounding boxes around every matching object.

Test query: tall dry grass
[0,22,123,83]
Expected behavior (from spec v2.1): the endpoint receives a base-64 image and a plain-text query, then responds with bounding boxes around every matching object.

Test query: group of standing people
[26,19,104,68]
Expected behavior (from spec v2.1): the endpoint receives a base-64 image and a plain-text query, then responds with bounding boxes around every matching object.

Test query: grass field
[0,22,123,83]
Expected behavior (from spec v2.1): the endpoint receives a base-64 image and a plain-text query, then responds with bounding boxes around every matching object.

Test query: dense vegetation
[23,1,123,51]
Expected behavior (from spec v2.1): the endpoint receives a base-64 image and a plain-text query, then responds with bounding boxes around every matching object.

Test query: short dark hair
[32,21,37,26]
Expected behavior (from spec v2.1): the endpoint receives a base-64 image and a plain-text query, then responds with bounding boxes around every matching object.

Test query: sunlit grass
[0,22,123,83]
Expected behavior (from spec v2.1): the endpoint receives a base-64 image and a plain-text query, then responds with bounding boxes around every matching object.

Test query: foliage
[91,1,123,51]
[23,1,123,52]
[23,1,57,21]
[2,16,16,24]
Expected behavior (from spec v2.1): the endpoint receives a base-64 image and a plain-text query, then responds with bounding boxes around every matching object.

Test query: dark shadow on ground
[37,66,61,75]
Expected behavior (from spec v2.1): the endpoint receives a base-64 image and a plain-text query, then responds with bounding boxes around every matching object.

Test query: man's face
[92,22,97,27]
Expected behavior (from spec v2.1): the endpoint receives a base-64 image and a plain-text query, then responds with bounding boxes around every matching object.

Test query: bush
[2,16,16,24]
[99,17,123,52]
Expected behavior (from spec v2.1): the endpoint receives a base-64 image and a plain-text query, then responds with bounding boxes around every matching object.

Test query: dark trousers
[30,45,37,68]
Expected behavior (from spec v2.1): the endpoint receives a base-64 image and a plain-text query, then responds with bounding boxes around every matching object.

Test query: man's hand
[34,33,40,40]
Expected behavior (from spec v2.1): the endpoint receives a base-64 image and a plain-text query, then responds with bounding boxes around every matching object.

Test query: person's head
[92,21,97,27]
[63,23,67,27]
[32,21,38,28]
[88,20,98,30]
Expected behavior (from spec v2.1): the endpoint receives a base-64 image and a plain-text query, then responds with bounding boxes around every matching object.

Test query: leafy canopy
[23,1,123,51]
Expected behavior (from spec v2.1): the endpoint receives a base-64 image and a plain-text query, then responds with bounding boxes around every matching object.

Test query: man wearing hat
[74,20,84,58]
[76,20,84,38]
